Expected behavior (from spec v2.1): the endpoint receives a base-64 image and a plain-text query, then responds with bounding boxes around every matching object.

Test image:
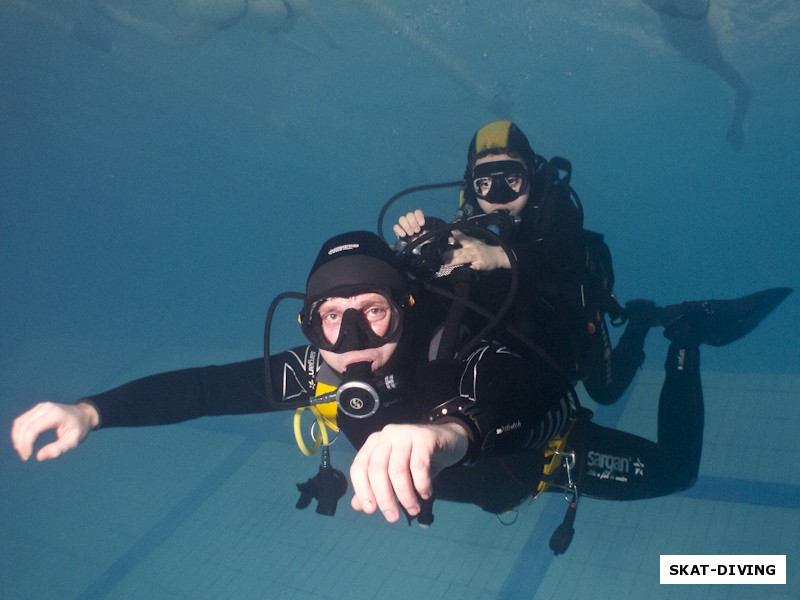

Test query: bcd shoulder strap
[581,230,623,321]
[530,156,584,236]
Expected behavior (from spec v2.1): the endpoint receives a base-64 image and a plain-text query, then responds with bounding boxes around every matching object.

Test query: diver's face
[316,293,399,374]
[474,153,529,217]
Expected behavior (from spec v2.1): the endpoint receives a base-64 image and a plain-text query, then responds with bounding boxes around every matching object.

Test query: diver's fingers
[363,430,404,523]
[35,436,78,462]
[394,210,426,238]
[394,215,415,237]
[447,238,507,271]
[450,230,474,243]
[454,235,483,254]
[350,424,469,522]
[406,433,434,502]
[407,209,426,231]
[351,425,423,523]
[36,401,98,460]
[462,242,490,270]
[11,401,95,462]
[446,233,480,260]
[11,402,67,461]
[445,244,478,268]
[384,427,423,518]
[10,402,59,460]
[350,433,382,516]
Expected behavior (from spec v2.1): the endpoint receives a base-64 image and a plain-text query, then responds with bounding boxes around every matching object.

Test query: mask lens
[473,176,493,198]
[302,293,403,353]
[471,160,528,203]
[504,173,524,192]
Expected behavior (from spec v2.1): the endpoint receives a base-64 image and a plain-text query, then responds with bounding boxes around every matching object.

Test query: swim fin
[661,287,792,346]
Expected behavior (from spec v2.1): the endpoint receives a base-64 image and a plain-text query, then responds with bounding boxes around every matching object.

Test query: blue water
[1,2,798,599]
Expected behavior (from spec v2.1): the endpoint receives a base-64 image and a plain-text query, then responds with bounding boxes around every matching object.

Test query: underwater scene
[1,1,798,598]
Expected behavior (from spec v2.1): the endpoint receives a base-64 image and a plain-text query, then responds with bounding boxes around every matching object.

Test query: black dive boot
[660,287,792,346]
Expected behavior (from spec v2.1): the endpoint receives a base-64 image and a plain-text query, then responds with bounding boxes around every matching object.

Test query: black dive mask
[301,295,403,353]
[263,291,405,418]
[472,160,529,205]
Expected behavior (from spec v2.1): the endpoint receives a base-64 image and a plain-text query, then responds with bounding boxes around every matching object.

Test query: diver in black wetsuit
[10,230,790,552]
[395,120,660,406]
[11,231,572,525]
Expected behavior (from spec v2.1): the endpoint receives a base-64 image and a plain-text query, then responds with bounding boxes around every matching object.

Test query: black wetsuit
[426,338,702,514]
[85,326,703,515]
[88,339,569,458]
[462,166,650,406]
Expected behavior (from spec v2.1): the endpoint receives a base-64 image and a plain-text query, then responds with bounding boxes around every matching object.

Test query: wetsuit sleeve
[424,344,572,460]
[86,348,308,429]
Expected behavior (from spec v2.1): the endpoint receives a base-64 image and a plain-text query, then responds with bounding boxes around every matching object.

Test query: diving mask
[472,160,529,204]
[301,292,404,353]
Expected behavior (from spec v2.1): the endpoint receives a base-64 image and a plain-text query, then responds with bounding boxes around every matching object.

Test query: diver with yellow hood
[393,120,668,406]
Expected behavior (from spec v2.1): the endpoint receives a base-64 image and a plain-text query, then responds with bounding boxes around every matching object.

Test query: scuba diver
[642,0,751,151]
[10,229,791,554]
[393,120,660,406]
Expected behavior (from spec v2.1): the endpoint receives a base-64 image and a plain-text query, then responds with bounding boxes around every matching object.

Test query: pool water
[2,2,798,598]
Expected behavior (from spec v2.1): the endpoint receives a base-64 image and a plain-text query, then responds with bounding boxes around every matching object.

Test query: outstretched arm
[349,421,469,523]
[9,357,277,462]
[11,401,99,462]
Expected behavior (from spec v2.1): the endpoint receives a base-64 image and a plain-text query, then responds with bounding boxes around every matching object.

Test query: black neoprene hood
[305,231,407,302]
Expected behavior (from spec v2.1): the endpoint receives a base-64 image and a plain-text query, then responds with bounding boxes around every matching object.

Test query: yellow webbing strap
[293,382,339,456]
[534,417,577,498]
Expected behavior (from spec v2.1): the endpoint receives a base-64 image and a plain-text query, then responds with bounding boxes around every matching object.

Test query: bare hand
[393,209,427,240]
[11,401,99,462]
[349,421,469,523]
[446,232,511,271]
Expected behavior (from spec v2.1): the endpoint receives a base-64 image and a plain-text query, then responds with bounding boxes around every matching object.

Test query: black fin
[662,287,792,346]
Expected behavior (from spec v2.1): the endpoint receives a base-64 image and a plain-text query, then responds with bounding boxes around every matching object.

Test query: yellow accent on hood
[474,120,513,154]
